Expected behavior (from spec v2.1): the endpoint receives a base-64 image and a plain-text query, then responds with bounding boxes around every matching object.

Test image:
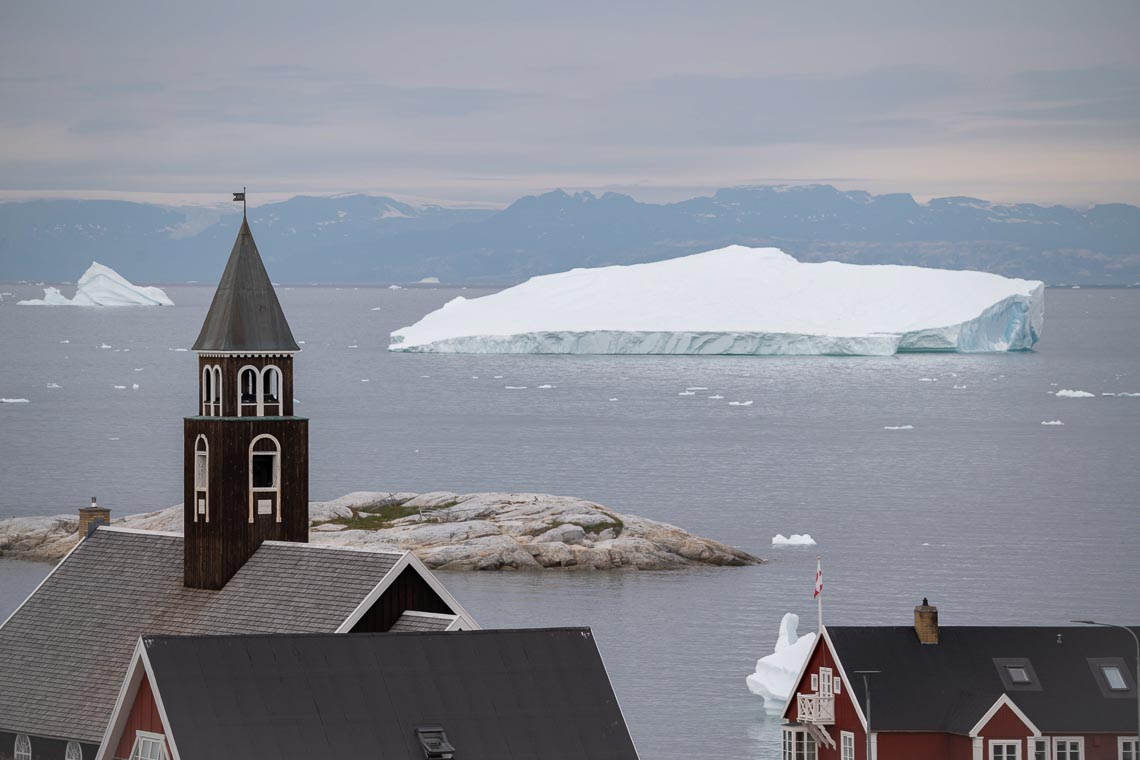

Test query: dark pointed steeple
[192,217,299,352]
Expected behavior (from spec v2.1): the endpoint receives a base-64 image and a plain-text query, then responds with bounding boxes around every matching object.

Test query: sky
[1,0,1139,208]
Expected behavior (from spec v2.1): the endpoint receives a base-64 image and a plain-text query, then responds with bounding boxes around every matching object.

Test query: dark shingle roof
[192,217,299,352]
[142,629,639,760]
[0,529,402,742]
[828,625,1139,734]
[388,611,458,632]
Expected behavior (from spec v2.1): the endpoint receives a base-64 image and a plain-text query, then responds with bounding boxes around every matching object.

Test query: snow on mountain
[389,245,1043,355]
[18,262,173,306]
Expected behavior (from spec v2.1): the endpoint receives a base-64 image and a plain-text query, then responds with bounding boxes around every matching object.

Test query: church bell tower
[184,212,308,589]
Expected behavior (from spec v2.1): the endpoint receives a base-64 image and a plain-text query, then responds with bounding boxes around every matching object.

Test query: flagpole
[817,556,823,633]
[243,186,247,219]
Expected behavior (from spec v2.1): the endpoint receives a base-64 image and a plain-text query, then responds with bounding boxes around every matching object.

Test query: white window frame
[1120,737,1139,760]
[1053,737,1083,760]
[820,666,834,696]
[212,365,222,416]
[781,727,818,760]
[65,740,83,760]
[261,365,282,415]
[14,734,31,760]
[249,434,282,523]
[841,730,855,760]
[201,364,212,415]
[811,673,819,691]
[194,434,209,523]
[834,675,842,694]
[1102,664,1129,691]
[238,365,260,416]
[129,730,168,760]
[990,740,1021,760]
[1030,737,1049,760]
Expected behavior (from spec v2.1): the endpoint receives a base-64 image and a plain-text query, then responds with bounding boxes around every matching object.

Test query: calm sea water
[2,283,1139,759]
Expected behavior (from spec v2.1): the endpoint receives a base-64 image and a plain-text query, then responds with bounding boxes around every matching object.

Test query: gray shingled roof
[388,610,458,632]
[192,217,299,352]
[142,630,640,760]
[0,529,402,742]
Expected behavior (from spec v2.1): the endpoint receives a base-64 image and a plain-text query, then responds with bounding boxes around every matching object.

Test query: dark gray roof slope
[142,629,639,760]
[0,529,401,742]
[388,610,458,632]
[192,217,299,352]
[828,625,1139,734]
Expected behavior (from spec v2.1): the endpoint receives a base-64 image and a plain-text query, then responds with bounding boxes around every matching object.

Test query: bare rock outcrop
[0,490,763,570]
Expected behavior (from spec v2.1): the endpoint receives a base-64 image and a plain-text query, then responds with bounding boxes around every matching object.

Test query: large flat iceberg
[19,263,173,307]
[389,246,1043,355]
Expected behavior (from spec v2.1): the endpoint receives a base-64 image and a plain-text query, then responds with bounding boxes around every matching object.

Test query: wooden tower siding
[350,566,453,633]
[183,416,308,589]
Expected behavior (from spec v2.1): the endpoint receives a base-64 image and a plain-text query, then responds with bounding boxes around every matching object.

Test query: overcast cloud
[1,0,1138,206]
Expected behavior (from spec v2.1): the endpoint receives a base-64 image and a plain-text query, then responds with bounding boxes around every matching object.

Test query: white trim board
[335,551,480,633]
[969,694,1041,737]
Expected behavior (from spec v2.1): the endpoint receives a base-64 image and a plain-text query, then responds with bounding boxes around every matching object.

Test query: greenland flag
[813,559,823,599]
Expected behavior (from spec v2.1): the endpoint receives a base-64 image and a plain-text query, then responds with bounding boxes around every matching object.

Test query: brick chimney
[78,497,111,539]
[914,598,939,644]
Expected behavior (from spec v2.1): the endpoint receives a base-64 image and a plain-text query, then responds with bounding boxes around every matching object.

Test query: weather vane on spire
[232,187,246,218]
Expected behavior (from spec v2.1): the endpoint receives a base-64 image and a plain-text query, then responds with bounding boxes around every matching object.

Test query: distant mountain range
[2,185,1138,285]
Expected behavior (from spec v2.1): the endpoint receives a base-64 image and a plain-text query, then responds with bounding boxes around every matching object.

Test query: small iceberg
[416,277,441,284]
[771,533,816,546]
[1055,389,1095,398]
[884,424,914,430]
[746,613,817,715]
[390,246,1044,355]
[1,398,30,404]
[18,263,173,307]
[1041,420,1065,426]
[728,400,753,407]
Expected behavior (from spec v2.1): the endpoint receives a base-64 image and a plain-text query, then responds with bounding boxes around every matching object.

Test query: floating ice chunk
[493,375,504,379]
[537,384,556,389]
[347,344,358,349]
[728,400,753,406]
[108,437,120,441]
[1118,392,1140,397]
[388,284,404,290]
[370,307,383,311]
[298,341,306,345]
[59,339,70,344]
[1041,420,1065,426]
[678,391,696,396]
[134,368,144,372]
[46,383,61,389]
[18,263,173,306]
[746,613,818,715]
[420,375,431,379]
[100,343,112,349]
[360,379,370,383]
[1,398,30,404]
[113,385,126,390]
[919,377,938,382]
[687,386,709,391]
[884,425,914,430]
[708,394,724,399]
[771,534,816,546]
[132,383,140,390]
[390,246,1044,355]
[417,277,441,284]
[609,398,619,402]
[953,384,967,389]
[1055,389,1095,398]
[504,385,527,390]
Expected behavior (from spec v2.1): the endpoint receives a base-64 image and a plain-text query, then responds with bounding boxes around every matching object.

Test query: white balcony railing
[797,693,835,724]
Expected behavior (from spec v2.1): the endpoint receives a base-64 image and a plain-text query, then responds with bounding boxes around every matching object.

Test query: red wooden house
[781,600,1138,760]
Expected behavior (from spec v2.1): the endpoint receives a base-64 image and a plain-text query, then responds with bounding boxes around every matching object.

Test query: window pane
[195,453,208,489]
[1102,665,1127,690]
[1006,666,1030,683]
[252,454,275,488]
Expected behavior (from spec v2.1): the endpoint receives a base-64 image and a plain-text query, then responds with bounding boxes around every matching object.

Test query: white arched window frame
[238,365,260,416]
[212,365,223,416]
[194,434,209,523]
[128,730,168,760]
[248,434,282,523]
[66,741,83,760]
[261,365,282,416]
[14,734,31,760]
[200,365,214,416]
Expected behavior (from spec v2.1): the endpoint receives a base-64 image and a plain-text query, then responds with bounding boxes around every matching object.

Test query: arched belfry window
[14,734,31,760]
[238,366,260,416]
[65,741,83,760]
[194,435,209,523]
[201,365,217,416]
[261,365,282,416]
[212,365,223,416]
[249,434,282,523]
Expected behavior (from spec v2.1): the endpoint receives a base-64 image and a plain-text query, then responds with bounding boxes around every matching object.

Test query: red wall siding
[877,733,973,760]
[978,703,1034,742]
[112,677,169,760]
[789,636,867,759]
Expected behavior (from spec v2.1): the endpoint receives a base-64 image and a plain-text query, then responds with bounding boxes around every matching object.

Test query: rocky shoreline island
[0,490,762,570]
